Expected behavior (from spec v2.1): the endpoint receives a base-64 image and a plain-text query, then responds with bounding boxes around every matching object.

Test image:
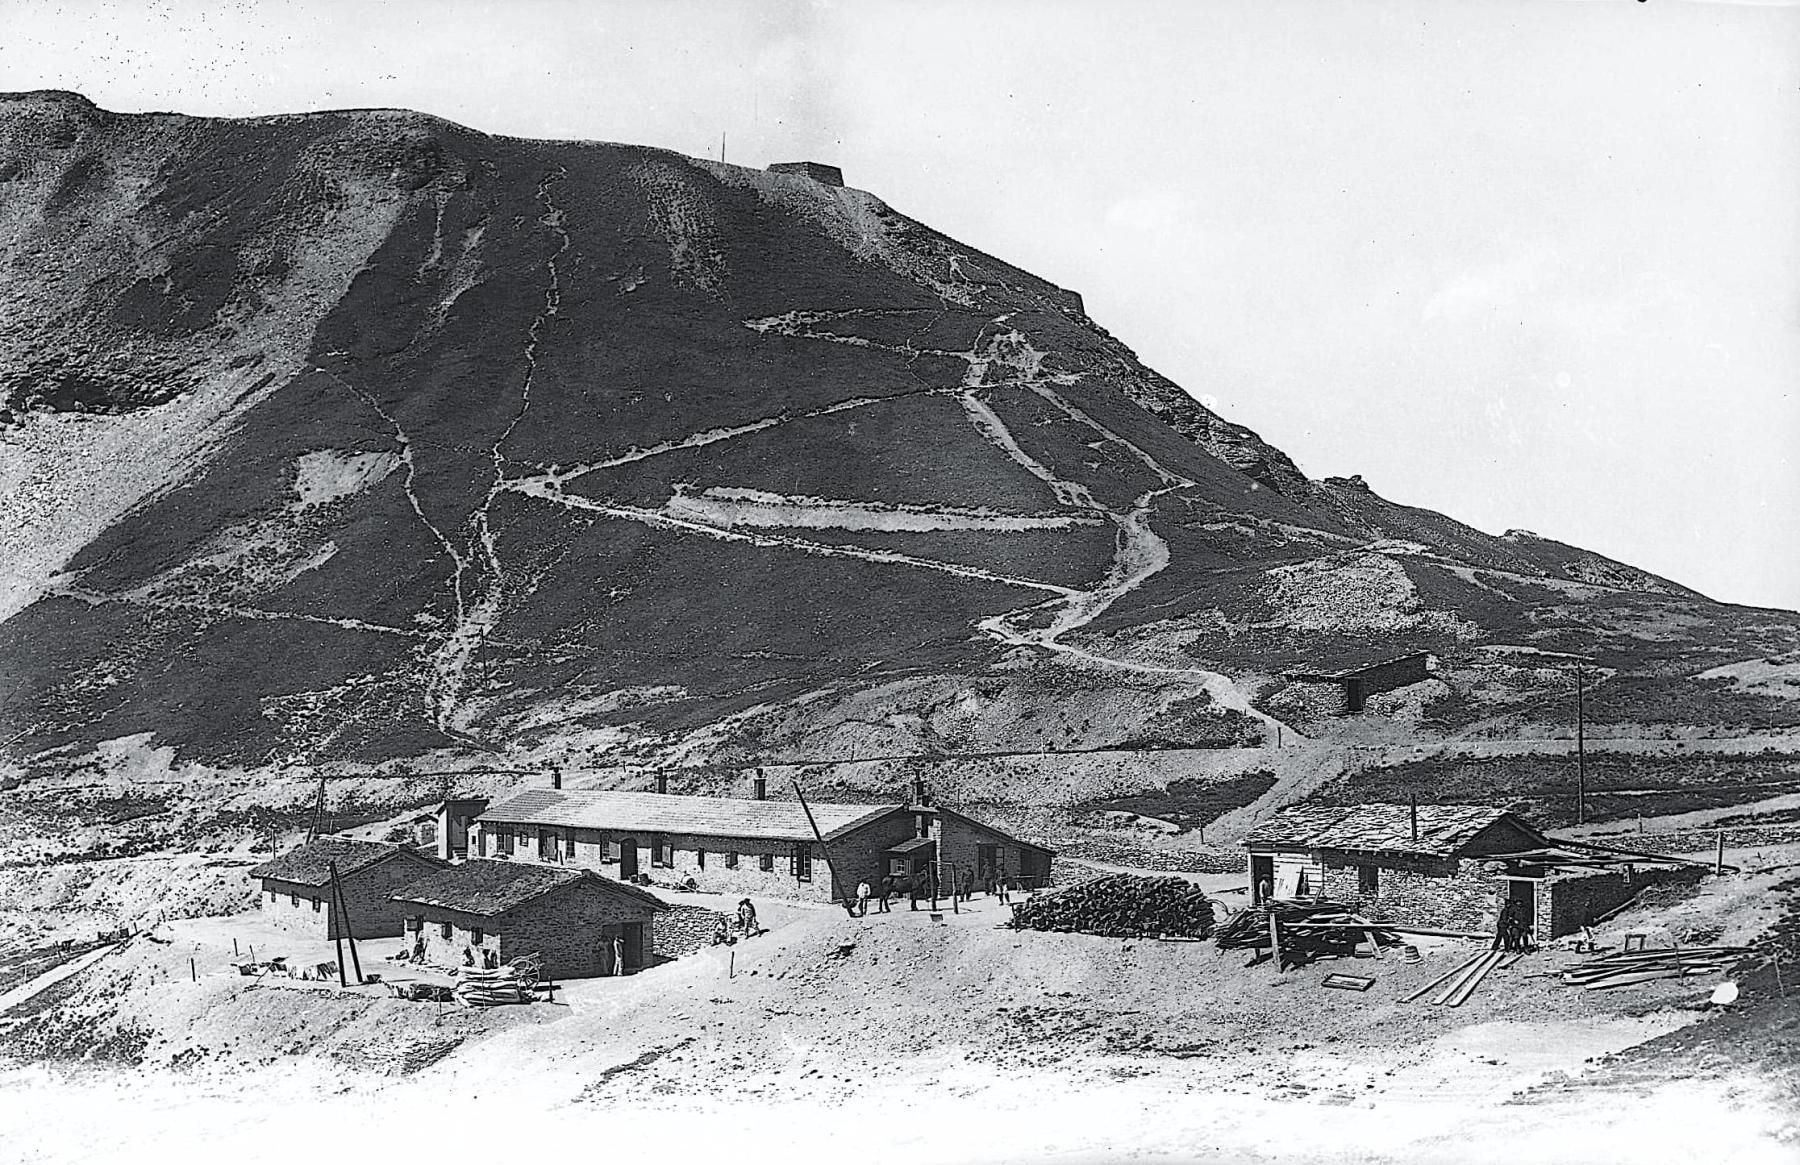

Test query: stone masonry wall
[652,903,732,959]
[1317,856,1505,934]
[1541,865,1706,939]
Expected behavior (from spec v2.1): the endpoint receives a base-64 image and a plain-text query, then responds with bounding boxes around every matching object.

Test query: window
[759,853,774,872]
[404,917,421,932]
[888,857,909,877]
[311,897,321,913]
[470,928,484,945]
[440,921,453,939]
[496,827,514,856]
[697,849,706,870]
[605,838,621,864]
[793,844,813,883]
[538,829,554,856]
[290,893,299,907]
[565,834,576,860]
[1358,865,1380,895]
[651,835,671,868]
[725,851,738,869]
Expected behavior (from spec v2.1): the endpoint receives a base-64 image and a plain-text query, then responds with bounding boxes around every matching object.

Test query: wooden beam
[1402,954,1483,1003]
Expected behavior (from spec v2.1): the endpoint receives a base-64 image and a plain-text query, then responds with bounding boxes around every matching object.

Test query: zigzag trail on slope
[745,309,1297,738]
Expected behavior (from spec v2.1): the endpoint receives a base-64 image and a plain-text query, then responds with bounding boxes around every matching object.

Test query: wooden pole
[1575,664,1586,826]
[790,778,856,918]
[1269,912,1283,972]
[331,864,364,985]
[328,861,349,987]
[190,957,197,983]
[1715,830,1725,875]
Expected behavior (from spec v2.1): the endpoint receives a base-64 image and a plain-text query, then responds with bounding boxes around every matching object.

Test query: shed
[249,837,445,940]
[1286,652,1432,715]
[1243,803,1546,934]
[765,160,844,186]
[391,860,669,979]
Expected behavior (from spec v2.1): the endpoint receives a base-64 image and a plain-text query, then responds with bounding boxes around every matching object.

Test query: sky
[4,0,1797,609]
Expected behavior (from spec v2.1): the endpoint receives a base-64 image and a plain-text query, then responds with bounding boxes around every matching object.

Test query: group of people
[849,865,1018,916]
[712,898,762,945]
[1492,898,1535,953]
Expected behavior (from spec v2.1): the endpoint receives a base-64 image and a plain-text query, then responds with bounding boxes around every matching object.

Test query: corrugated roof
[1244,803,1539,858]
[390,859,668,916]
[477,788,899,842]
[248,837,425,887]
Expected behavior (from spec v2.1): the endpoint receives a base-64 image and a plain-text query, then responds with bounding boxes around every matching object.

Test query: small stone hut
[390,860,668,979]
[1286,652,1432,716]
[1244,803,1708,939]
[249,837,445,940]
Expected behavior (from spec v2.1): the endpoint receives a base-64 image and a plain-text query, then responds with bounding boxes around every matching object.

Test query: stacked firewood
[1008,874,1216,939]
[454,955,543,1006]
[1559,945,1753,990]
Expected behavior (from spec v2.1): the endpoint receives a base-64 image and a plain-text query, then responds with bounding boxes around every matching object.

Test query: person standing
[855,880,872,917]
[611,933,626,975]
[738,898,759,937]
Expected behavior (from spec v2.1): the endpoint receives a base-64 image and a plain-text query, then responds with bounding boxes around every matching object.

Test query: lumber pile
[1215,899,1395,964]
[1007,874,1216,939]
[454,959,539,1006]
[1559,946,1751,990]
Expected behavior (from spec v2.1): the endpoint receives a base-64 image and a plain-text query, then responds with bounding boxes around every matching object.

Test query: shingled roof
[248,837,427,887]
[390,860,668,916]
[477,788,899,842]
[1243,803,1545,859]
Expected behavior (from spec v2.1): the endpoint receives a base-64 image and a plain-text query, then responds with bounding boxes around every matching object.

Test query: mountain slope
[1,92,1795,782]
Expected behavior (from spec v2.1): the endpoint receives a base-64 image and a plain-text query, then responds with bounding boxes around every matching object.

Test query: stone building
[1243,802,1707,940]
[765,160,844,186]
[249,836,444,940]
[1285,652,1433,716]
[470,784,1054,905]
[390,859,668,979]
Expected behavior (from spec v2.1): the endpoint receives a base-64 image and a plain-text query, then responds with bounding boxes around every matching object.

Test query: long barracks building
[469,784,1054,904]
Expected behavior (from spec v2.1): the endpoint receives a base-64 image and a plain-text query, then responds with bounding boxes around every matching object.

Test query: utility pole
[328,862,363,986]
[791,778,857,919]
[1575,662,1587,826]
[307,774,327,843]
[328,861,349,987]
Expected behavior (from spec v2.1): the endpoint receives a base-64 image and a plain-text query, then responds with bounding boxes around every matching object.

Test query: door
[618,837,638,880]
[623,922,645,971]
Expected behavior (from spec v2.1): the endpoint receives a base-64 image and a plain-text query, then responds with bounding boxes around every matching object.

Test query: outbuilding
[249,836,445,940]
[390,859,669,979]
[1244,802,1712,939]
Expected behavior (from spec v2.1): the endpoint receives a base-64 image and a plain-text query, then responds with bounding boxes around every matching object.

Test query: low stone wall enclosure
[653,903,732,960]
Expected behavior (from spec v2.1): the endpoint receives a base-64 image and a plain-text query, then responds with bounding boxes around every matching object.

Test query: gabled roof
[390,859,668,916]
[1243,803,1545,859]
[477,788,899,843]
[249,837,432,887]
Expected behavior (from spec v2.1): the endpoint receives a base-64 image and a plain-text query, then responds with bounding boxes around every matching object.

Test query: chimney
[753,772,767,801]
[911,776,926,807]
[550,766,562,790]
[656,772,668,795]
[1409,795,1419,842]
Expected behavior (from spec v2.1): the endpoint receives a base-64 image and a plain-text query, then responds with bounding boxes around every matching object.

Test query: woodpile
[1559,945,1752,990]
[1007,874,1216,939]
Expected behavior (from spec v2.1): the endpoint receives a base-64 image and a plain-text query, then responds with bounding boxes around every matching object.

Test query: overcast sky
[5,0,1797,609]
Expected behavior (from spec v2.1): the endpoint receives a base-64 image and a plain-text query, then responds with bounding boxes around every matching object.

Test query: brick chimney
[753,772,767,801]
[656,772,668,795]
[550,766,561,790]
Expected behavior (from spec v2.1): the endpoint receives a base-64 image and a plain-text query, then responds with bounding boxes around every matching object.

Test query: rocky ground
[2,833,1796,1164]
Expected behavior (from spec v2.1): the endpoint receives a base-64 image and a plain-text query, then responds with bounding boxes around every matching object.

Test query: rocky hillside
[1,91,1795,797]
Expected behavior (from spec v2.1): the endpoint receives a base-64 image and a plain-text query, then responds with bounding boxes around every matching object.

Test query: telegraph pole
[1575,662,1587,826]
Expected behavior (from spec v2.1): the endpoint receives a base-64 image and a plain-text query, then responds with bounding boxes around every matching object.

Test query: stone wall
[258,855,438,940]
[1540,865,1707,939]
[1346,654,1431,710]
[402,886,657,980]
[1316,855,1506,933]
[652,903,732,959]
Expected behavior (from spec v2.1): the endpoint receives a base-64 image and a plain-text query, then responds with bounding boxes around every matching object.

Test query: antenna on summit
[720,132,726,163]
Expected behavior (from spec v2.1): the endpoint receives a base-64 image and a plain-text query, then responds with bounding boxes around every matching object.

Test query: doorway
[1250,856,1274,904]
[1507,878,1536,930]
[618,837,638,880]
